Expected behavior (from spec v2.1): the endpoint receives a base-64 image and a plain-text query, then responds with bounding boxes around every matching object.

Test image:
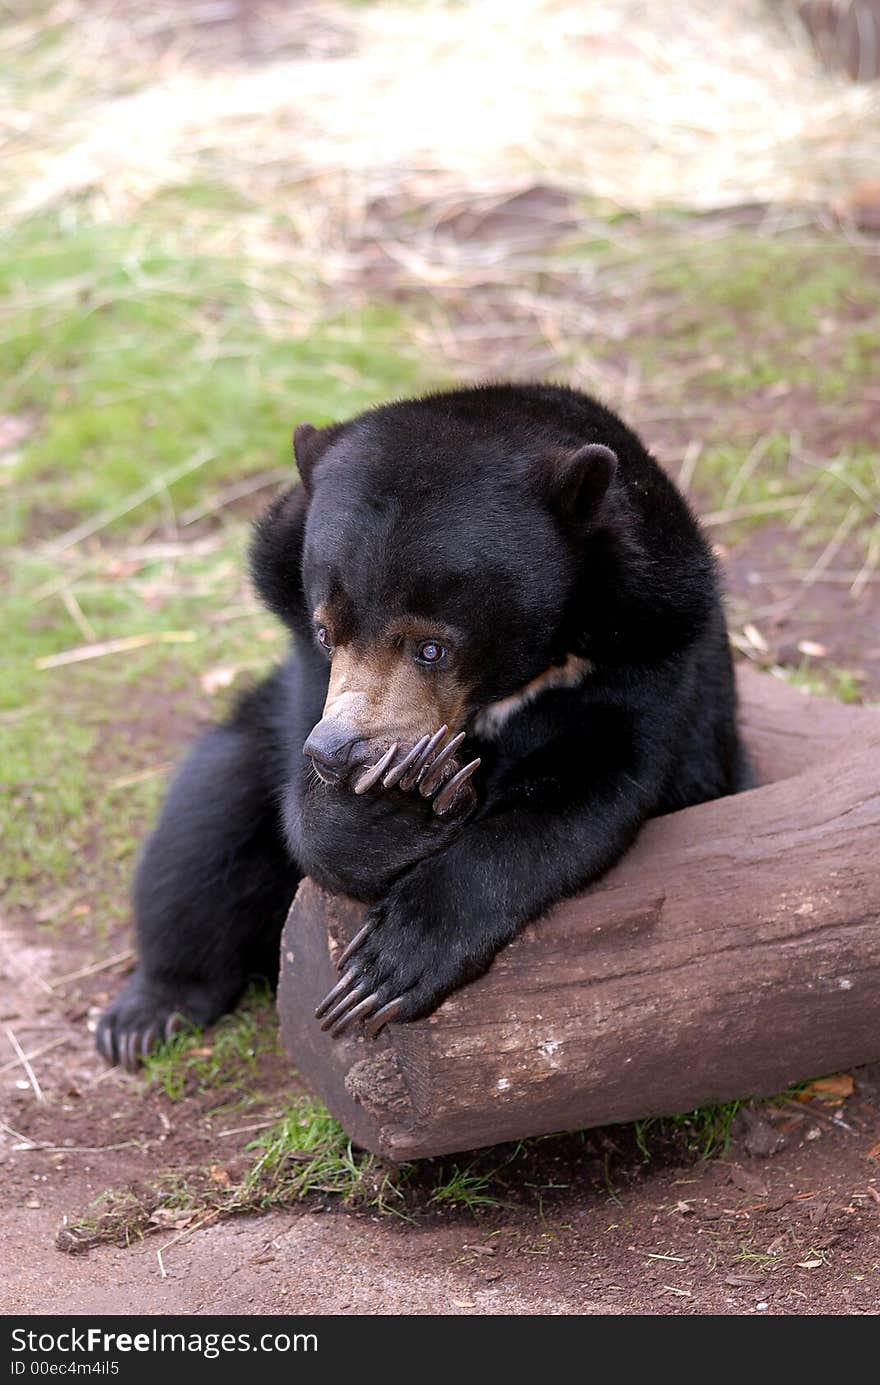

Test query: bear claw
[434,758,481,816]
[419,731,465,796]
[399,725,448,792]
[382,734,430,789]
[363,998,404,1038]
[313,727,482,1038]
[353,726,480,821]
[328,991,379,1037]
[319,980,370,1031]
[337,919,377,969]
[352,742,398,795]
[314,966,359,1018]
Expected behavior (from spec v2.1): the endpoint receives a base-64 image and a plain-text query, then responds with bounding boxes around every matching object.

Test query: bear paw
[95,971,219,1071]
[313,863,489,1039]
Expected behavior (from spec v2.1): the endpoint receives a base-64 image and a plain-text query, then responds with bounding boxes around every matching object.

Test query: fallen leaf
[451,1298,475,1309]
[200,666,239,696]
[209,1165,231,1186]
[796,640,827,658]
[743,622,769,652]
[798,1074,854,1102]
[867,1140,880,1161]
[148,1208,199,1230]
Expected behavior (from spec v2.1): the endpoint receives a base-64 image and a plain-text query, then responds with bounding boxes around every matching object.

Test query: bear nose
[302,726,363,781]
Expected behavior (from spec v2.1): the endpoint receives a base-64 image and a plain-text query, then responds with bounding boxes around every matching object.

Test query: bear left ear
[536,442,618,517]
[293,422,337,497]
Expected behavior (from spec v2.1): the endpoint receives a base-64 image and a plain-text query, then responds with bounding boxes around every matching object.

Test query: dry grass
[5,1,880,238]
[5,1,880,389]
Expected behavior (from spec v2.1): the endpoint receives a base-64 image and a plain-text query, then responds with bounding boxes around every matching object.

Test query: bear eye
[316,625,333,654]
[416,640,445,666]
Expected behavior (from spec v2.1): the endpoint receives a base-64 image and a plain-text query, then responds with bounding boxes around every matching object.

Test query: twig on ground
[59,588,97,642]
[179,467,289,526]
[50,949,135,988]
[778,1098,856,1133]
[0,945,56,997]
[35,631,196,671]
[154,1211,219,1270]
[746,568,880,584]
[701,497,805,526]
[775,505,861,619]
[851,527,880,599]
[108,764,174,791]
[0,1034,71,1076]
[5,1028,45,1101]
[48,448,216,552]
[721,435,772,512]
[7,1126,147,1154]
[217,1117,283,1139]
[676,439,702,496]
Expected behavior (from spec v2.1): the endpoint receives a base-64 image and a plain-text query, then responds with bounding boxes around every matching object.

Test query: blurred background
[2,0,879,997]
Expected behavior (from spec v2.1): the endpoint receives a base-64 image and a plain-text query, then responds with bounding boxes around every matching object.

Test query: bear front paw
[313,867,490,1039]
[95,970,223,1071]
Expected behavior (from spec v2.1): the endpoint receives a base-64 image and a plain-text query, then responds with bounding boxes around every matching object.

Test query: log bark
[278,668,880,1160]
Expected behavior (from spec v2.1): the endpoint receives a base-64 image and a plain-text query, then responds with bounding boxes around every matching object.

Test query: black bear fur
[97,383,751,1066]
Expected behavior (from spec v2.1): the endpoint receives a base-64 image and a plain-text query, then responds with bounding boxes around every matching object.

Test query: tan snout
[303,646,468,779]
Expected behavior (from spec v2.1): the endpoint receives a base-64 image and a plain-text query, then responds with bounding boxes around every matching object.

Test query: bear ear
[293,421,335,497]
[536,442,618,517]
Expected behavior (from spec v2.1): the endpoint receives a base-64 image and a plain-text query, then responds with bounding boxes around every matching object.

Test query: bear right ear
[535,442,618,518]
[293,422,335,497]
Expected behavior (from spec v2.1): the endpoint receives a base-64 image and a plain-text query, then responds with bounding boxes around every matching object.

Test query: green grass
[635,232,880,384]
[1,214,432,549]
[0,532,283,914]
[581,228,880,550]
[238,1097,406,1211]
[427,1165,508,1211]
[633,1100,743,1163]
[143,986,281,1101]
[776,659,867,705]
[58,1095,410,1252]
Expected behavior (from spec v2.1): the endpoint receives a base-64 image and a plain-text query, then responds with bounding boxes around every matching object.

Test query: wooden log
[278,670,880,1160]
[735,664,880,783]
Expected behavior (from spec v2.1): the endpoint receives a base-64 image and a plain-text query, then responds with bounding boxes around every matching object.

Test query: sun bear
[97,382,751,1067]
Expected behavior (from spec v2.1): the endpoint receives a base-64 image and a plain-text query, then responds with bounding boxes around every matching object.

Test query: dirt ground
[2,903,879,1317]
